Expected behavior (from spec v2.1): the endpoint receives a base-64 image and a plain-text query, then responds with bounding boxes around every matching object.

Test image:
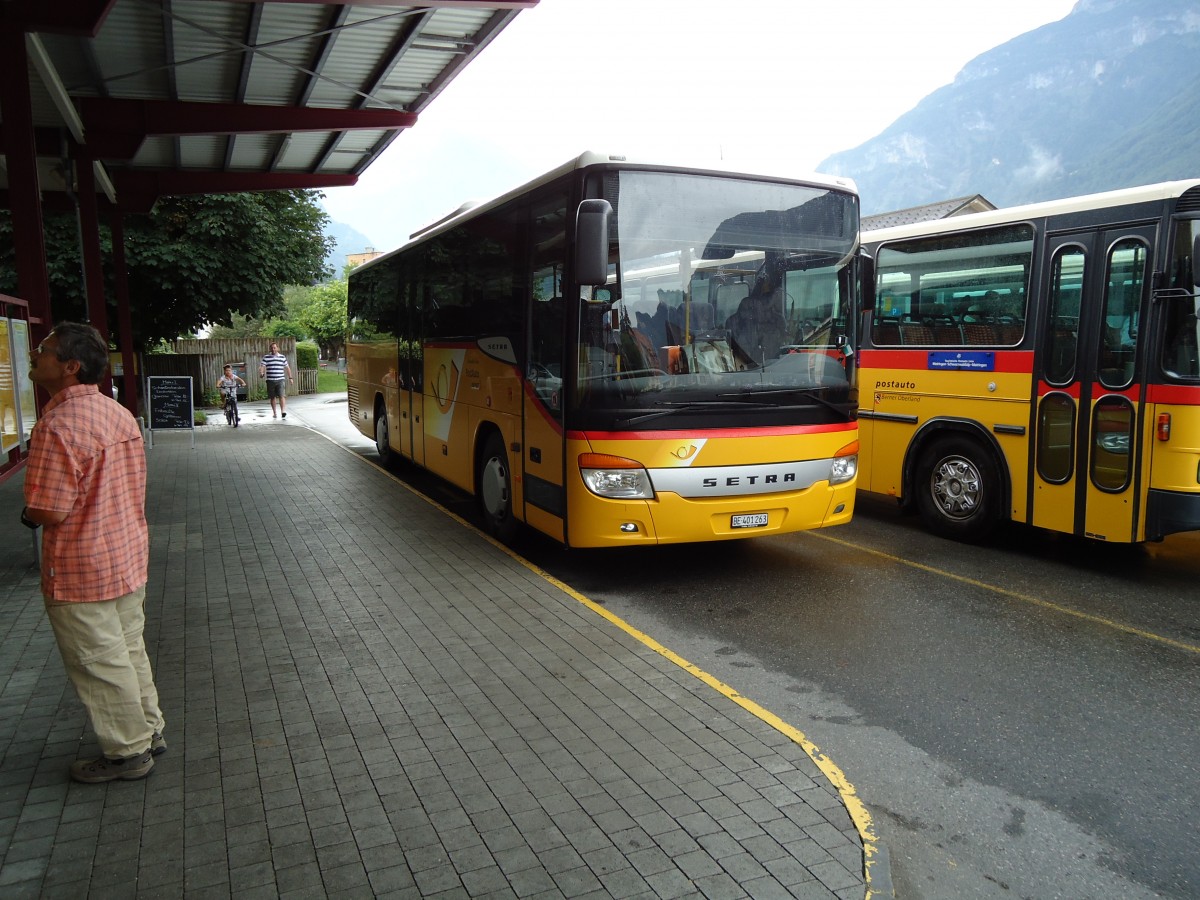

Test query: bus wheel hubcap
[932,458,980,519]
[482,457,509,517]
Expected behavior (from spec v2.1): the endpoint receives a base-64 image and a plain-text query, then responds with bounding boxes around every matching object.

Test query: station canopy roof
[1,1,535,213]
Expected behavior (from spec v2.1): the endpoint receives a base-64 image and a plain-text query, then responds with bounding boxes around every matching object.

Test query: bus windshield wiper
[616,400,755,427]
[717,387,854,419]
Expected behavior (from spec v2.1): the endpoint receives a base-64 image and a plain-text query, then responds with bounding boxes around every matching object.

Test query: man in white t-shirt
[259,342,293,418]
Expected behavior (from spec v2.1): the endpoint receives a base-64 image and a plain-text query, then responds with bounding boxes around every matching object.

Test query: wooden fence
[146,337,317,404]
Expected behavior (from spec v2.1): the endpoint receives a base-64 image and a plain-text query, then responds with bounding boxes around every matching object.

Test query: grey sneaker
[151,731,167,756]
[70,749,154,783]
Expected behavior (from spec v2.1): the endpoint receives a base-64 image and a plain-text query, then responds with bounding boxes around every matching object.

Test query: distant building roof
[863,194,997,231]
[346,250,384,268]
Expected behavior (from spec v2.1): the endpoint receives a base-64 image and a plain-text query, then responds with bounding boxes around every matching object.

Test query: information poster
[11,319,35,446]
[0,318,14,453]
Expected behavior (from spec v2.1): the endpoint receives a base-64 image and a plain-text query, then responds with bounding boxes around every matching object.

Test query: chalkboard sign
[148,376,194,430]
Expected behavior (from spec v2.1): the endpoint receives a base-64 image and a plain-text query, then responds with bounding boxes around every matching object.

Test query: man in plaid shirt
[22,322,166,782]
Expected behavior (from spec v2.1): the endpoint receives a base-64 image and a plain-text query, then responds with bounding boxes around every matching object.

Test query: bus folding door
[1031,228,1152,541]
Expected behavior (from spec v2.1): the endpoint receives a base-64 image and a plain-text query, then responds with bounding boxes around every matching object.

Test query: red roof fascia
[81,98,417,141]
[113,169,358,212]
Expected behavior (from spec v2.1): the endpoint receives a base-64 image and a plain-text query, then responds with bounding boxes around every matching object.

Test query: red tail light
[1156,412,1171,441]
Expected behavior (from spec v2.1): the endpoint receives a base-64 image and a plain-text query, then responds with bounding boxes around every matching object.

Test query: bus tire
[915,435,1002,542]
[478,432,518,543]
[375,403,394,467]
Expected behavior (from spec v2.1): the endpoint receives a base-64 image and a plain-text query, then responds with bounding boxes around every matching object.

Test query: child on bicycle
[217,365,246,426]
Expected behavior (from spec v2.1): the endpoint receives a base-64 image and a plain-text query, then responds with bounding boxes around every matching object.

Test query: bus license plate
[731,513,769,529]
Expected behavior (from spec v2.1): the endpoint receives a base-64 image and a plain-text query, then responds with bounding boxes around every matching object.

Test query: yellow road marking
[806,530,1200,656]
[513,557,887,897]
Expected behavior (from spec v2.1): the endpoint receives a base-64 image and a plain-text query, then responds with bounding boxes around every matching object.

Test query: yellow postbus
[347,152,863,547]
[858,179,1200,542]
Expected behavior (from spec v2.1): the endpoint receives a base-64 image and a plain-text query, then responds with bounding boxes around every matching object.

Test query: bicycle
[221,386,240,427]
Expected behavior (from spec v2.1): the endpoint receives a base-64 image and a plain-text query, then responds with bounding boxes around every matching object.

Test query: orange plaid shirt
[23,384,149,601]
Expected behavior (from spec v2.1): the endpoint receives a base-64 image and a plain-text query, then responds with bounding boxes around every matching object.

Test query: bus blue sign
[928,351,995,371]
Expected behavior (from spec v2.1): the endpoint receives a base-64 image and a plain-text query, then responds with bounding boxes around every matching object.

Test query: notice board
[0,317,16,453]
[148,375,194,430]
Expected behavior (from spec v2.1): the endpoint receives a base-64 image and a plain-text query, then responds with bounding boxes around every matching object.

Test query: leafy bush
[194,409,208,425]
[296,342,319,369]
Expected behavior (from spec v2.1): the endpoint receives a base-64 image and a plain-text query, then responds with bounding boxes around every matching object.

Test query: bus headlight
[830,441,859,485]
[579,453,655,499]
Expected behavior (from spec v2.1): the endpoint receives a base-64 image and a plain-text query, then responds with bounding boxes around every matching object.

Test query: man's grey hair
[52,322,109,384]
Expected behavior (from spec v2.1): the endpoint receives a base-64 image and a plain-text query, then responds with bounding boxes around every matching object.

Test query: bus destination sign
[927,351,995,371]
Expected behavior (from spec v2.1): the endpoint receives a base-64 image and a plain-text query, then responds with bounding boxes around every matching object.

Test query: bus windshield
[576,170,858,421]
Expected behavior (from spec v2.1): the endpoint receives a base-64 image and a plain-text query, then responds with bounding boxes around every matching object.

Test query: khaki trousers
[45,586,165,759]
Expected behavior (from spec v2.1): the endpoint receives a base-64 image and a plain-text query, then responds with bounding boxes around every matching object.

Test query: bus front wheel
[478,432,518,543]
[915,436,1002,542]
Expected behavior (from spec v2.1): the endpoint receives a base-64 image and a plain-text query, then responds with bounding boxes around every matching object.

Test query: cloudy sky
[320,0,1079,254]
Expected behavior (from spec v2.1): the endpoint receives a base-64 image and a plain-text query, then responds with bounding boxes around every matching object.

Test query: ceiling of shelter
[0,0,535,213]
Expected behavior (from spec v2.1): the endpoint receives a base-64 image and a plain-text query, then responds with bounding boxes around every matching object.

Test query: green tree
[282,283,315,322]
[207,311,266,339]
[0,190,334,349]
[263,318,307,340]
[295,280,348,360]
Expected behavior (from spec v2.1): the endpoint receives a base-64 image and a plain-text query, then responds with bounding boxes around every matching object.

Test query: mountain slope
[323,217,376,278]
[820,0,1200,214]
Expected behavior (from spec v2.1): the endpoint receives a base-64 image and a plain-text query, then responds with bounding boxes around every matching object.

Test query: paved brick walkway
[0,421,868,898]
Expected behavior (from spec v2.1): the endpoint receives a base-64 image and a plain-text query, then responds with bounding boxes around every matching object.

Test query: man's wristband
[20,507,39,529]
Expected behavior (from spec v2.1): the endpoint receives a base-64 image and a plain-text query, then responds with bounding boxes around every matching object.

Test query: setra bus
[347,152,863,547]
[858,179,1200,543]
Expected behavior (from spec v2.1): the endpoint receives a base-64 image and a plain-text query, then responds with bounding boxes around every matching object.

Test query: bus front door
[1032,227,1153,541]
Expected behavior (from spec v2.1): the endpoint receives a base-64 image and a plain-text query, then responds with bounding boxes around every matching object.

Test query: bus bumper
[1144,488,1200,541]
[564,480,856,547]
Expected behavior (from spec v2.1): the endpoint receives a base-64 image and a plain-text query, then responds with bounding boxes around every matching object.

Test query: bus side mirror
[1192,235,1200,287]
[575,199,612,286]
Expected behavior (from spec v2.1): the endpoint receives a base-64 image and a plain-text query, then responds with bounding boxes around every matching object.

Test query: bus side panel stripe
[1146,384,1200,404]
[859,349,1034,373]
[1037,383,1081,400]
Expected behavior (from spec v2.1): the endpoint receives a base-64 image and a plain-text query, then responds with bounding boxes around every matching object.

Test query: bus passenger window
[1045,246,1084,385]
[1091,396,1133,492]
[1036,393,1075,483]
[872,316,901,346]
[874,224,1034,349]
[1097,239,1146,389]
[529,190,568,415]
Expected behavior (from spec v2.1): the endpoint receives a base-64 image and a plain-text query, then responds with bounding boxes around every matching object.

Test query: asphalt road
[286,395,1199,899]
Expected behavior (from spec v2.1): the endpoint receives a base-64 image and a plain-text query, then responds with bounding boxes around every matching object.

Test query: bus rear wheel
[478,432,518,543]
[375,405,394,467]
[915,436,1002,542]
